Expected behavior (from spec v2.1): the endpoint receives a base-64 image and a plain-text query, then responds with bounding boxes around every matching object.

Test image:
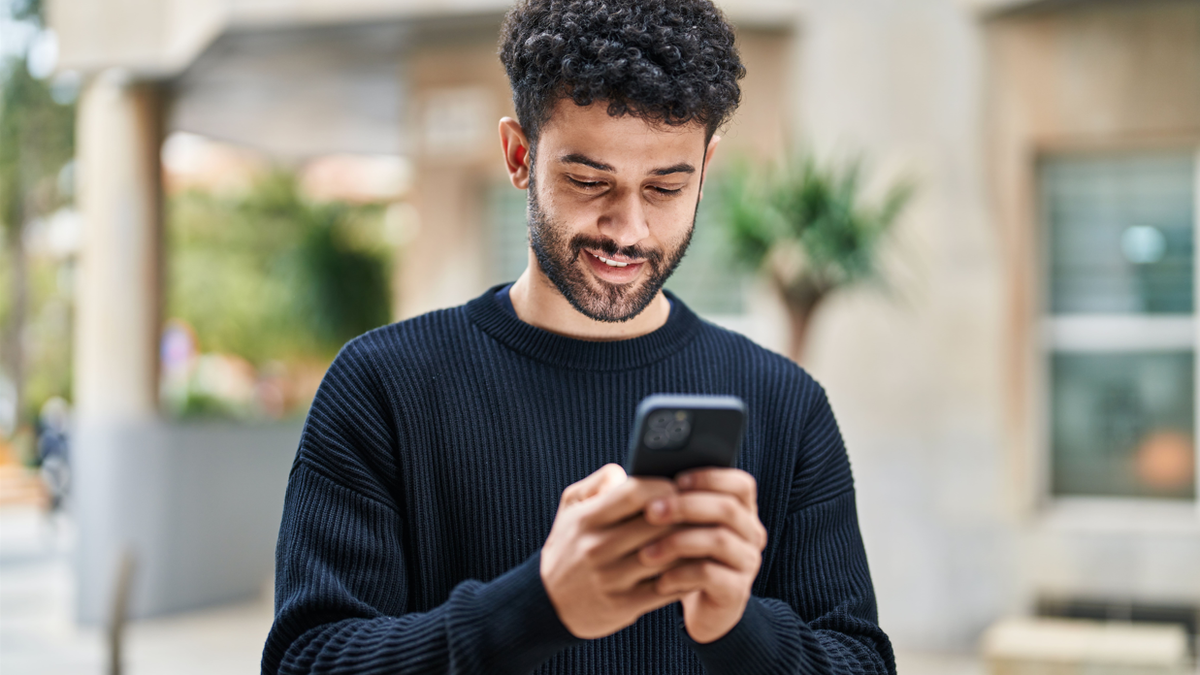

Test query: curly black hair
[499,0,745,147]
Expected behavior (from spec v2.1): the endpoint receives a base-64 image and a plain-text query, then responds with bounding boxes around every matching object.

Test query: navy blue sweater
[262,286,894,674]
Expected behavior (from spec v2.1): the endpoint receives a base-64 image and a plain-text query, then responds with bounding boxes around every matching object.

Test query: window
[486,181,747,316]
[486,181,530,287]
[664,184,746,316]
[1042,151,1197,501]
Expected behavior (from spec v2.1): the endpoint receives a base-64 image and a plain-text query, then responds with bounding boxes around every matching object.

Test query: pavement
[1,505,272,675]
[1,504,987,674]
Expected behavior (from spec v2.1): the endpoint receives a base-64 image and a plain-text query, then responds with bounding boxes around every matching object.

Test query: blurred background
[0,0,1197,673]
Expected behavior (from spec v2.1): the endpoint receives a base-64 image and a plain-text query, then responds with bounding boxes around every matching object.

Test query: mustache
[567,235,664,265]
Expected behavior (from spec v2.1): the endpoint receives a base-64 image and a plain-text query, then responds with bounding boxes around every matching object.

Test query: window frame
[1035,145,1200,530]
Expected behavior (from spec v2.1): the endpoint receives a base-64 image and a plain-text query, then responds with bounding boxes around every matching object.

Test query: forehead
[537,100,707,170]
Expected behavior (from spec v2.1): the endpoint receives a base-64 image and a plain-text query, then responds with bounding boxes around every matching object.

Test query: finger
[588,517,679,566]
[595,547,681,590]
[644,492,767,549]
[655,560,746,605]
[624,576,688,615]
[577,476,677,529]
[676,468,757,512]
[639,526,761,573]
[562,463,627,508]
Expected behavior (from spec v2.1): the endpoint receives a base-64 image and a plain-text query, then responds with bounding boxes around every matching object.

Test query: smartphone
[625,394,746,478]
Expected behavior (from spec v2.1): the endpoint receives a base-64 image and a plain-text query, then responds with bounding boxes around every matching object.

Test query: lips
[583,248,645,282]
[588,250,639,267]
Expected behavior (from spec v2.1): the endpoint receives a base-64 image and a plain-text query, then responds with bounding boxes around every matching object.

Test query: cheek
[651,200,698,243]
[541,193,588,230]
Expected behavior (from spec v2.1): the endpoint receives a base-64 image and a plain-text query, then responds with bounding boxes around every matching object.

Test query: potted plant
[720,153,913,363]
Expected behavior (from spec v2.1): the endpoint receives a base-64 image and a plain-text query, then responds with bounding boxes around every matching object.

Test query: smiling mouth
[586,250,642,268]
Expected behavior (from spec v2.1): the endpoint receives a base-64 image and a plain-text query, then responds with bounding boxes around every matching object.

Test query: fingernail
[649,499,668,519]
[644,543,661,557]
[677,474,694,489]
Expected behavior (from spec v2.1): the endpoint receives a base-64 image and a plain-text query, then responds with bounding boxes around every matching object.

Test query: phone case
[625,394,746,478]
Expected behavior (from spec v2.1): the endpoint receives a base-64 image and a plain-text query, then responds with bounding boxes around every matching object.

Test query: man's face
[525,101,710,323]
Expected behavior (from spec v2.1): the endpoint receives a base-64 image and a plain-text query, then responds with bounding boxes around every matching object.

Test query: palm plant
[721,153,914,363]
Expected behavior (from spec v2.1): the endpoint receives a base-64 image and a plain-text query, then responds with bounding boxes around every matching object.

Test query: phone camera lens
[667,421,690,443]
[649,411,673,430]
[646,409,690,449]
[644,431,669,449]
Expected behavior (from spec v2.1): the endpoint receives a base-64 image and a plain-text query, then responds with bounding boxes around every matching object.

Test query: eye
[567,176,604,190]
[649,185,684,196]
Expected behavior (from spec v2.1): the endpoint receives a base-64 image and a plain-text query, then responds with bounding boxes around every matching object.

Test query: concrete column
[70,70,301,624]
[72,70,164,623]
[74,70,162,424]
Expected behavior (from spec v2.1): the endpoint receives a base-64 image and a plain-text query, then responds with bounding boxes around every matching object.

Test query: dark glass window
[1044,152,1196,501]
[1046,153,1194,314]
[1051,352,1194,499]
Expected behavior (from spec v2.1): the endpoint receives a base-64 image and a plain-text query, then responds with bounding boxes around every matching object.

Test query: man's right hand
[540,463,685,639]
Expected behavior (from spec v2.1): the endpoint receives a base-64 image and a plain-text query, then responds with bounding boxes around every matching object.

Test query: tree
[165,170,393,418]
[721,153,914,363]
[170,170,392,361]
[0,0,77,434]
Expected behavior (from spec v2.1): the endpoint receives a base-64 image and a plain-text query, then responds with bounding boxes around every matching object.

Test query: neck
[508,252,671,342]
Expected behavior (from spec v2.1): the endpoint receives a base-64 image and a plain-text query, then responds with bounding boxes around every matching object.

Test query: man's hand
[540,464,688,639]
[639,468,768,644]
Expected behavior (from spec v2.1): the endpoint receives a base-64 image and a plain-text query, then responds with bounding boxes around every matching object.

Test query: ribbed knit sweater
[262,286,894,675]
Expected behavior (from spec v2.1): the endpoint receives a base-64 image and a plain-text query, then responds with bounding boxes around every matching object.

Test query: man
[262,0,894,673]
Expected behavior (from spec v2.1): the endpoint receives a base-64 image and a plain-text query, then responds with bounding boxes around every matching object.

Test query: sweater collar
[466,284,703,372]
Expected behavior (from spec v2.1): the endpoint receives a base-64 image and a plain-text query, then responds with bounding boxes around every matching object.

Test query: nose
[596,188,650,250]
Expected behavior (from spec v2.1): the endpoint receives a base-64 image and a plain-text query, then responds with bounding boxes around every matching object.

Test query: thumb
[561,463,627,508]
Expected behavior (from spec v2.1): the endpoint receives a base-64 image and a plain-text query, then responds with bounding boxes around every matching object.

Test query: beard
[526,175,697,323]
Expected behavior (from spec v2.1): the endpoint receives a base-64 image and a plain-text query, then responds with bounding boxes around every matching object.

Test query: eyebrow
[650,163,696,176]
[560,153,614,172]
[559,153,696,177]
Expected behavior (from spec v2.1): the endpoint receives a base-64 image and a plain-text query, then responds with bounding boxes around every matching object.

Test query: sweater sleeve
[683,384,896,675]
[261,339,581,675]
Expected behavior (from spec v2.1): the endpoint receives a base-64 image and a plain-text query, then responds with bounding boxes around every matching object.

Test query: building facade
[48,0,1199,651]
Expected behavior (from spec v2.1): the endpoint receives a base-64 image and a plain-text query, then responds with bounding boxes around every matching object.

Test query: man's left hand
[639,468,768,643]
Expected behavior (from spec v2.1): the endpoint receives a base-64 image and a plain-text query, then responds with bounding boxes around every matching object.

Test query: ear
[499,117,532,190]
[699,134,721,201]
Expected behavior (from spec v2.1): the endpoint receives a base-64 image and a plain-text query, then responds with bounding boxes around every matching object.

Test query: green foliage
[10,0,44,23]
[167,172,393,364]
[0,0,78,431]
[296,219,392,348]
[720,153,914,300]
[0,52,75,233]
[176,390,238,419]
[18,260,72,419]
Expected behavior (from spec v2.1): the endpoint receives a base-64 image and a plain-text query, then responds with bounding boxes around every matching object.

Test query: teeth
[593,253,630,268]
